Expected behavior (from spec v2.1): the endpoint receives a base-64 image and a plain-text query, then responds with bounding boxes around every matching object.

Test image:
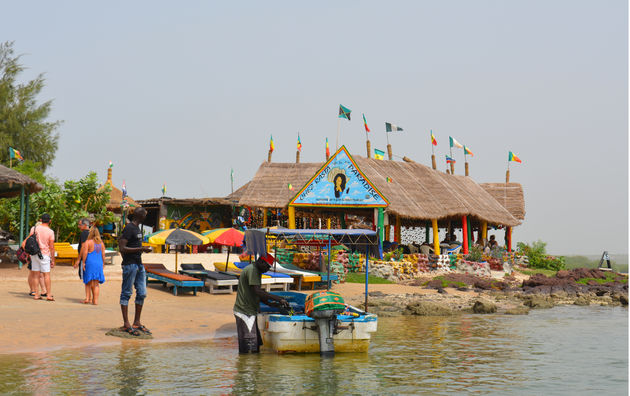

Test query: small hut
[0,164,43,244]
[98,167,138,214]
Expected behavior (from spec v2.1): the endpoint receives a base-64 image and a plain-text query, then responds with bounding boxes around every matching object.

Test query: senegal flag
[362,113,370,133]
[325,137,330,158]
[9,147,23,161]
[464,145,473,157]
[374,149,385,160]
[508,151,522,163]
[297,134,302,152]
[270,135,275,152]
[431,130,437,146]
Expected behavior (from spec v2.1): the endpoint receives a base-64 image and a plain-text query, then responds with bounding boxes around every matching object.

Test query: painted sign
[290,146,388,207]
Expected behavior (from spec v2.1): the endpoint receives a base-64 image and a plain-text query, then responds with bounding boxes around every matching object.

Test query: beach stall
[229,145,524,278]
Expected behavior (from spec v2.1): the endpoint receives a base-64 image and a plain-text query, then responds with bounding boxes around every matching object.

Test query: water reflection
[0,307,626,395]
[115,344,148,395]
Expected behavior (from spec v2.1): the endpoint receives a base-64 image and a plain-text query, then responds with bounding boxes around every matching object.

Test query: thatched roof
[226,181,251,204]
[236,157,522,226]
[136,197,233,207]
[479,183,525,220]
[98,169,138,212]
[0,164,43,198]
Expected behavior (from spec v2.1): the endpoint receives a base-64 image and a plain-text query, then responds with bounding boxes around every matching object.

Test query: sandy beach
[0,254,449,355]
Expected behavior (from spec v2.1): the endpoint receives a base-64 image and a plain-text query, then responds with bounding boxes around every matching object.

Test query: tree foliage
[0,41,60,171]
[0,165,116,242]
[517,240,566,271]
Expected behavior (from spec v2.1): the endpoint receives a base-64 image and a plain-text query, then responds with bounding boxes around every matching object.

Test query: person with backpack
[25,214,55,301]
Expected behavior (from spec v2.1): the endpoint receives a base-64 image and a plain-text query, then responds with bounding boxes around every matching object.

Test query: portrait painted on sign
[328,168,349,198]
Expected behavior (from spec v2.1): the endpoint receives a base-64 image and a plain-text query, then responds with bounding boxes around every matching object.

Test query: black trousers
[234,314,263,354]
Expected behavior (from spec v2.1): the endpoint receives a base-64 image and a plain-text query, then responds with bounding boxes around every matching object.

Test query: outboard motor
[311,308,344,356]
[305,291,346,356]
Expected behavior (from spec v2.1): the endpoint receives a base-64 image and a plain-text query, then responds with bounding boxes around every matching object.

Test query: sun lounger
[54,243,78,264]
[179,263,239,294]
[213,262,293,291]
[268,263,322,290]
[278,262,339,287]
[143,263,205,296]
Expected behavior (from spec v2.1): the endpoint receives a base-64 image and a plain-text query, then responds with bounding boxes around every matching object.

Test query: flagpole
[464,152,469,176]
[449,145,454,174]
[336,118,341,150]
[430,131,436,170]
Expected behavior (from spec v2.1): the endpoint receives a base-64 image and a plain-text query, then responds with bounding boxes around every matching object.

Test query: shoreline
[0,262,626,356]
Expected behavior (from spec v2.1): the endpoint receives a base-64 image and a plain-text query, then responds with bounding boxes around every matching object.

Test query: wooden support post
[18,186,25,245]
[462,215,469,255]
[450,162,455,174]
[481,221,488,244]
[268,149,273,162]
[377,208,384,243]
[326,218,331,229]
[262,209,267,228]
[296,151,300,163]
[366,140,371,158]
[387,144,393,160]
[507,226,512,252]
[425,222,430,244]
[432,219,440,255]
[288,206,295,229]
[431,154,436,170]
[506,169,510,183]
[384,225,390,242]
[465,162,469,176]
[467,216,472,250]
[395,215,401,243]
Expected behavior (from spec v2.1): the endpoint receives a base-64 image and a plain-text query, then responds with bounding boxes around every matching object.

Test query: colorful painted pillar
[288,206,296,229]
[432,219,440,255]
[462,215,469,254]
[377,208,384,243]
[394,215,401,243]
[262,209,267,228]
[467,217,472,250]
[425,222,430,244]
[506,226,512,252]
[384,225,390,242]
[326,218,331,229]
[481,221,488,244]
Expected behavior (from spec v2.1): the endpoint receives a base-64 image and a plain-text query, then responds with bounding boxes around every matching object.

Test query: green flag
[338,104,351,120]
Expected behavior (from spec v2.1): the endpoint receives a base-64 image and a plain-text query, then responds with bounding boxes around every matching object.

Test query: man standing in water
[233,254,289,353]
[118,207,152,336]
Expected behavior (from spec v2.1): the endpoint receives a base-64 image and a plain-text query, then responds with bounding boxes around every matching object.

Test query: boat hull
[258,313,378,353]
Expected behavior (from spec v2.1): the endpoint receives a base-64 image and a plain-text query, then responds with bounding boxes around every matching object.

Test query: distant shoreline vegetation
[562,254,628,274]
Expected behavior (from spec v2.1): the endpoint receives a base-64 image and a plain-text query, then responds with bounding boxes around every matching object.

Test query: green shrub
[466,245,484,262]
[517,240,566,271]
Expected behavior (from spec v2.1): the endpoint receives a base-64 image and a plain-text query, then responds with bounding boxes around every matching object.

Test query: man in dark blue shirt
[118,207,152,336]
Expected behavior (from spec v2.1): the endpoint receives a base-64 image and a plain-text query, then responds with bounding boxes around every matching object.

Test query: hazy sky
[3,1,627,255]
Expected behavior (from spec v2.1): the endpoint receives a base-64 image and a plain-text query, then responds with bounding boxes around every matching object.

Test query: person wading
[118,208,152,336]
[233,254,289,353]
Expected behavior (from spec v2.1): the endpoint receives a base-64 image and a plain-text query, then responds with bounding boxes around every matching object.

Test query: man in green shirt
[233,254,289,353]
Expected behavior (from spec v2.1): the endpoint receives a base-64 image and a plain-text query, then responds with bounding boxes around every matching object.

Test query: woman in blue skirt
[80,226,106,305]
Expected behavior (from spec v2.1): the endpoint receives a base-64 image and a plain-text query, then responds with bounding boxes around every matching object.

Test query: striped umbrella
[202,228,245,268]
[148,228,210,273]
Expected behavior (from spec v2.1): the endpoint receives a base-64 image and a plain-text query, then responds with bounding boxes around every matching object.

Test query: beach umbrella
[148,228,210,273]
[202,228,245,267]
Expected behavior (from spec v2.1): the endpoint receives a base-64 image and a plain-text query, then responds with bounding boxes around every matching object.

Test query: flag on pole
[230,168,234,183]
[446,155,456,163]
[122,181,128,198]
[374,149,385,160]
[385,122,403,132]
[386,177,393,183]
[269,135,275,152]
[161,183,167,196]
[9,147,23,161]
[449,136,463,149]
[464,145,473,156]
[325,137,330,158]
[297,134,302,152]
[508,151,522,163]
[108,160,113,168]
[338,104,352,120]
[362,113,370,133]
[430,130,437,146]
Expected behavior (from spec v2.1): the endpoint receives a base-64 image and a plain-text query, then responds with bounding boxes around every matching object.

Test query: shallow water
[0,306,626,395]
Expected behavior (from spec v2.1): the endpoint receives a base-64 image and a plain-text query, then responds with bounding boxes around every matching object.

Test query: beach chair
[213,262,293,291]
[446,245,462,255]
[54,243,78,265]
[179,263,239,294]
[278,262,339,289]
[143,263,204,296]
[271,263,323,290]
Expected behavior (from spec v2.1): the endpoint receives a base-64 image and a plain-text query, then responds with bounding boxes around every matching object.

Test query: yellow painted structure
[288,206,296,229]
[432,219,440,255]
[481,221,488,242]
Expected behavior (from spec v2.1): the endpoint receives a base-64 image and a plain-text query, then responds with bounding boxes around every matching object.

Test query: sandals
[133,325,152,335]
[46,296,55,301]
[121,326,141,336]
[29,292,35,296]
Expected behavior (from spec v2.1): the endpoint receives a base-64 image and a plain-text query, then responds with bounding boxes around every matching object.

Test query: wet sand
[0,258,457,355]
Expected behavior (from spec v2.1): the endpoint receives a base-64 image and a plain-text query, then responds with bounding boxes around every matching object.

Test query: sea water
[0,306,626,395]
